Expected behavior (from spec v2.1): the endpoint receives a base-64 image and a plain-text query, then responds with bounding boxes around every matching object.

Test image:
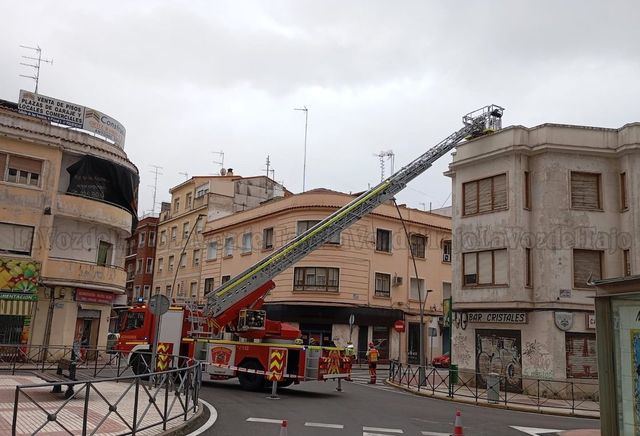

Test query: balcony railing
[56,193,132,234]
[43,257,127,290]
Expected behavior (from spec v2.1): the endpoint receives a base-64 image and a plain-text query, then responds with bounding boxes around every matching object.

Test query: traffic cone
[453,410,463,436]
[279,419,288,436]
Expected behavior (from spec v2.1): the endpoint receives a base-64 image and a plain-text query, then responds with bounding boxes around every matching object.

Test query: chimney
[226,168,234,176]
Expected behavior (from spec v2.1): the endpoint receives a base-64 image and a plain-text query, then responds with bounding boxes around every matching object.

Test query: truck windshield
[121,312,145,331]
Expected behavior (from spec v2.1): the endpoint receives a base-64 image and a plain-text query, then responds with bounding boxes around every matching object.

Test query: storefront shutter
[492,174,507,210]
[574,249,601,287]
[478,251,493,284]
[571,172,600,209]
[463,181,477,215]
[493,249,508,284]
[8,156,42,174]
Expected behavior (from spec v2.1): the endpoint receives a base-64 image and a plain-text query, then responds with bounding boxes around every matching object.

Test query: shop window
[0,222,34,256]
[463,174,507,215]
[242,232,252,254]
[374,272,391,298]
[410,234,426,259]
[263,227,274,250]
[570,172,601,210]
[566,332,598,379]
[97,241,113,267]
[293,267,339,292]
[297,220,340,244]
[207,241,218,260]
[409,277,425,301]
[573,249,602,289]
[376,229,391,252]
[463,249,508,286]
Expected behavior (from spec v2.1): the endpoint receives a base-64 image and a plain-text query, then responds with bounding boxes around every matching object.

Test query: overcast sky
[1,1,639,215]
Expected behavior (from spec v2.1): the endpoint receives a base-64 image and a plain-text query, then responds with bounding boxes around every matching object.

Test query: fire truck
[116,105,504,391]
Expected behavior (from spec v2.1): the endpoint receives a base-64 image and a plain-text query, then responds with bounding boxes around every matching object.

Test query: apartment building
[446,121,640,388]
[201,189,453,363]
[153,171,287,302]
[0,95,138,349]
[125,215,159,304]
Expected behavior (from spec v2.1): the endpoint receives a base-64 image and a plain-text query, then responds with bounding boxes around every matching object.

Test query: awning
[0,299,34,316]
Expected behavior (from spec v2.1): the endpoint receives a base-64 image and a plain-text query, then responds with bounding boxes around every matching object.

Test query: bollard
[267,380,279,400]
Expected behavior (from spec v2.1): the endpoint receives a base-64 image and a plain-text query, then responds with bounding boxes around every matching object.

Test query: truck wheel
[130,352,151,377]
[238,360,265,391]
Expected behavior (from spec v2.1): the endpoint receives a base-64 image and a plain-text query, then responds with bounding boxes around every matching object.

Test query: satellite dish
[220,168,227,176]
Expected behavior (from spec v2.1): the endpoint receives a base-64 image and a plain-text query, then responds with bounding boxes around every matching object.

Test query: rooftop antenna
[263,155,275,179]
[19,45,53,94]
[179,171,189,180]
[374,150,395,181]
[293,106,309,192]
[149,165,163,215]
[212,151,225,172]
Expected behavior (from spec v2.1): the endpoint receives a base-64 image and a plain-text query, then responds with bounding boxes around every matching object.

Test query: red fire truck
[116,105,504,391]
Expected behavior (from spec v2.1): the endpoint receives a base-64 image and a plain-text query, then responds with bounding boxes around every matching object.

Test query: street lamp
[293,106,308,192]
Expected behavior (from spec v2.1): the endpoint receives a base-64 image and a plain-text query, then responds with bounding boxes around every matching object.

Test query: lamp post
[294,106,308,192]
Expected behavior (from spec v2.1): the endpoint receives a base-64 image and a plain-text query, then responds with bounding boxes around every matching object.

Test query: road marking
[510,426,562,435]
[186,400,218,436]
[305,422,344,429]
[363,426,404,433]
[246,417,283,424]
[364,433,401,436]
[421,432,450,436]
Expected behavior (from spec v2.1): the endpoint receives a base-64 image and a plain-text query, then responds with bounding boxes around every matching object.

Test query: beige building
[153,172,287,303]
[446,121,640,387]
[0,97,138,350]
[201,188,453,363]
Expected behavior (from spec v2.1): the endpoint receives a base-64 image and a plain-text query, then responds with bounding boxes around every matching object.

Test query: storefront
[74,289,114,356]
[0,258,39,345]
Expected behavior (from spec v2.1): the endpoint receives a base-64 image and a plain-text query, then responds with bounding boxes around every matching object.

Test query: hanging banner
[0,258,40,298]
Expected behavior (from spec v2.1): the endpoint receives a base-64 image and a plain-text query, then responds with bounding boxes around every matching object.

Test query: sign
[75,289,114,304]
[586,313,596,329]
[428,327,438,337]
[268,348,287,382]
[554,311,573,331]
[467,311,528,324]
[18,90,126,148]
[394,320,405,332]
[0,292,37,301]
[559,288,572,298]
[155,342,173,371]
[149,294,170,316]
[0,258,40,294]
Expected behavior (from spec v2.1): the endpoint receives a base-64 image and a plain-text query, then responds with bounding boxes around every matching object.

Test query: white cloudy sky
[1,1,639,214]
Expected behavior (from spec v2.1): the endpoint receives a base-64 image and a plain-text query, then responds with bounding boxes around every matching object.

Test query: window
[222,275,231,284]
[410,234,426,259]
[524,171,531,210]
[158,257,164,272]
[155,286,160,295]
[193,249,201,267]
[297,220,340,244]
[190,281,198,297]
[566,333,598,379]
[525,248,532,287]
[409,277,425,301]
[196,217,204,233]
[463,173,507,215]
[148,231,156,247]
[620,172,628,210]
[204,278,215,294]
[195,182,209,198]
[176,282,183,296]
[242,233,252,254]
[375,273,391,298]
[624,250,631,276]
[0,222,34,256]
[171,227,177,241]
[145,257,153,274]
[263,227,274,250]
[143,285,151,300]
[97,241,113,267]
[376,229,391,252]
[179,253,186,268]
[294,267,339,292]
[165,285,172,295]
[186,193,193,210]
[183,222,190,239]
[573,249,602,289]
[136,259,142,274]
[134,285,141,298]
[160,230,167,245]
[442,240,452,263]
[174,198,180,212]
[463,249,508,286]
[570,172,601,210]
[138,232,145,247]
[207,241,218,260]
[224,237,234,257]
[168,255,175,272]
[4,155,42,187]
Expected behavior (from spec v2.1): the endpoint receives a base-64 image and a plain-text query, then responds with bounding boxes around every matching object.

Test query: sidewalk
[0,373,198,435]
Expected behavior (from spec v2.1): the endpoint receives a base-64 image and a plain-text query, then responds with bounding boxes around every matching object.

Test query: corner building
[446,121,640,387]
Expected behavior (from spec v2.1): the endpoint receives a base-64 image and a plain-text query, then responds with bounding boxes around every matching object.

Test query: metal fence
[388,360,599,416]
[1,344,200,436]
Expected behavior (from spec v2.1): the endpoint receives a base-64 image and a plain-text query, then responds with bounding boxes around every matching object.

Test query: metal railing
[1,344,200,436]
[388,360,599,416]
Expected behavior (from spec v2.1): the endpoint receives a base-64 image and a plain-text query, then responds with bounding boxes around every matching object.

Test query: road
[198,369,600,436]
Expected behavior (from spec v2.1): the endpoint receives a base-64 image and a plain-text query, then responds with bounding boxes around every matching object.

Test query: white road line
[364,433,400,436]
[421,432,450,436]
[246,417,284,424]
[305,422,345,429]
[362,426,404,433]
[186,400,218,436]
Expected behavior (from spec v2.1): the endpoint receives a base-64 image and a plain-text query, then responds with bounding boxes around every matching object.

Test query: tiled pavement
[0,373,197,435]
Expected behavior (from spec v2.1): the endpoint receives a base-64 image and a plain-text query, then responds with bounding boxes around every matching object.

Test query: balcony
[56,193,133,234]
[42,257,127,293]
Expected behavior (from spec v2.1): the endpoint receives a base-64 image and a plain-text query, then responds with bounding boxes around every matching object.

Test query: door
[372,326,389,361]
[475,329,522,392]
[407,323,420,364]
[357,326,369,363]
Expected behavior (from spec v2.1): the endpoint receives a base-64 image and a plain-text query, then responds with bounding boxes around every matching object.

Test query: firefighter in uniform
[366,342,379,384]
[344,341,355,381]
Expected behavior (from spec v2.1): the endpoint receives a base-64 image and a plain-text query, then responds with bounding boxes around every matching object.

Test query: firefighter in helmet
[366,341,379,384]
[344,341,355,381]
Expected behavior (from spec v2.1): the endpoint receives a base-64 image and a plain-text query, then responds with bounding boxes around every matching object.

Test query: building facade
[0,97,138,350]
[446,122,640,388]
[200,189,453,363]
[125,215,159,304]
[153,172,287,303]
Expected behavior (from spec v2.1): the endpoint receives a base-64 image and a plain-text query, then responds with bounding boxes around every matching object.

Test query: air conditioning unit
[392,275,403,287]
[443,253,451,262]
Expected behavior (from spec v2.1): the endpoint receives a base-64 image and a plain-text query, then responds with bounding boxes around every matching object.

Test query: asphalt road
[198,369,600,436]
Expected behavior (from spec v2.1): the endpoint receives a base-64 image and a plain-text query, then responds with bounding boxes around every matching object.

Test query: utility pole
[19,45,53,93]
[149,165,163,215]
[294,106,309,192]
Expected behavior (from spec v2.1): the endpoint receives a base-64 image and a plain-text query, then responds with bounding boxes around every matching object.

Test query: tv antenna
[149,165,163,215]
[374,150,395,181]
[263,155,275,179]
[19,45,53,94]
[212,151,225,172]
[179,171,189,180]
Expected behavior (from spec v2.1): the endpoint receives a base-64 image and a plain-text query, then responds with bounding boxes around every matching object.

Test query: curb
[385,380,600,420]
[162,399,218,435]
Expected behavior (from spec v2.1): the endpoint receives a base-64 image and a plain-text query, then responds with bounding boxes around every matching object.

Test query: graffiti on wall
[522,339,553,379]
[453,330,472,368]
[566,333,597,379]
[631,329,640,430]
[476,329,522,392]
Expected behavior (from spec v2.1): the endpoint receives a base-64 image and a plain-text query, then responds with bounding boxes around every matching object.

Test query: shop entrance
[76,308,101,360]
[299,323,332,346]
[0,315,25,344]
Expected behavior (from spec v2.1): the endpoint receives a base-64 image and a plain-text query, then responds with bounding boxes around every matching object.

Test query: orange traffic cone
[279,419,288,436]
[453,410,463,436]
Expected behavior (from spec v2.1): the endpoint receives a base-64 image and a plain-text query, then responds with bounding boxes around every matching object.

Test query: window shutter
[463,181,477,215]
[478,178,492,212]
[494,249,508,284]
[463,252,477,284]
[8,156,42,174]
[574,249,601,287]
[0,223,33,254]
[571,173,600,209]
[0,153,6,179]
[478,251,493,284]
[492,174,507,209]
